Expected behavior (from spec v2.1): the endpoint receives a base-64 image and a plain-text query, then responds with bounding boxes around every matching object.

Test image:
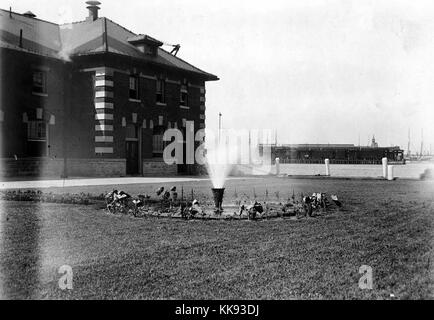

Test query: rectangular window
[126,124,138,140]
[32,70,47,94]
[27,121,47,141]
[180,85,188,107]
[27,121,47,157]
[156,79,165,103]
[152,134,164,154]
[129,75,139,100]
[152,126,165,156]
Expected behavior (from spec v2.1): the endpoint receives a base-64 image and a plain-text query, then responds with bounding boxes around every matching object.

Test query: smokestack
[85,1,101,22]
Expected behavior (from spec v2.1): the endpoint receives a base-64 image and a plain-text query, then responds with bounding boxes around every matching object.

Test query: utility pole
[218,112,222,144]
[248,130,251,165]
[420,129,423,159]
[407,128,411,157]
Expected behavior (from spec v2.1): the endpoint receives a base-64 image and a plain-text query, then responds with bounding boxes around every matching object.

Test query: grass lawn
[0,177,433,299]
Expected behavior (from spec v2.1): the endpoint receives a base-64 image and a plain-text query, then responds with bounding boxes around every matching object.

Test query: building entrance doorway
[126,124,140,175]
[126,141,139,174]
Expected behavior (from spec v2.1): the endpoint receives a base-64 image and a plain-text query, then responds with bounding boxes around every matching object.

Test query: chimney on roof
[23,11,36,18]
[19,29,23,48]
[85,1,101,22]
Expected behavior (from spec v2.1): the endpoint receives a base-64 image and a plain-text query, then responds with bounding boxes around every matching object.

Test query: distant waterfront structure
[370,135,378,148]
[260,143,405,164]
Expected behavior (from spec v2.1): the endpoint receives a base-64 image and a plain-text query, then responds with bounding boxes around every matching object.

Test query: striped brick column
[94,68,114,154]
[199,86,206,129]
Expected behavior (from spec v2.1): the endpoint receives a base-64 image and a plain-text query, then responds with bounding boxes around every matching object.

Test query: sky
[3,0,434,153]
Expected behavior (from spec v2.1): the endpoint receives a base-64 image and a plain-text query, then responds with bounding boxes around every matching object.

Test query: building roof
[277,144,357,149]
[0,8,218,80]
[261,143,402,150]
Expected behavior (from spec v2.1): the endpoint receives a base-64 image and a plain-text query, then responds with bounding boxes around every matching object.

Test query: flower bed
[0,187,342,221]
[0,190,104,205]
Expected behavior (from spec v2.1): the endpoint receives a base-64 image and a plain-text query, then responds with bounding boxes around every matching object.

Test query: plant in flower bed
[103,185,342,221]
[0,189,103,205]
[104,186,207,219]
[231,190,341,221]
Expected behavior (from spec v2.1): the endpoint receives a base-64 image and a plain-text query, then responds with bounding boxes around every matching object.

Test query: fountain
[204,128,272,214]
[211,187,225,213]
[205,139,237,213]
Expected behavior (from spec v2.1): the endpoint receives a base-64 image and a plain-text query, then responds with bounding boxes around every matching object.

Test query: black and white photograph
[0,0,433,306]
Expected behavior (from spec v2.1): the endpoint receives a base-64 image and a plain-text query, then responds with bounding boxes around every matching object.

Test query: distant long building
[260,137,405,164]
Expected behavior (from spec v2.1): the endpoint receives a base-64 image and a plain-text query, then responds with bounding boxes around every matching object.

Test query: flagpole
[218,112,222,144]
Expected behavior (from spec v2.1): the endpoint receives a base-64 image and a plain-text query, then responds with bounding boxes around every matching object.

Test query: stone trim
[166,79,181,85]
[93,69,115,155]
[95,124,113,131]
[0,158,126,177]
[95,147,114,154]
[95,91,114,98]
[95,136,114,142]
[95,102,114,109]
[95,79,114,87]
[95,113,114,120]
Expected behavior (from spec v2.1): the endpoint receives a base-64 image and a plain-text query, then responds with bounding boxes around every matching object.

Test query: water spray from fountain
[205,114,243,212]
[205,142,237,189]
[205,139,239,212]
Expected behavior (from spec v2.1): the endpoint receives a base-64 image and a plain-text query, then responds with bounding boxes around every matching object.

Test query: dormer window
[145,45,156,56]
[127,35,163,57]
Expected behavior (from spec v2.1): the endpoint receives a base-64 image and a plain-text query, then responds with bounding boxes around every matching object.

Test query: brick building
[0,2,218,177]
